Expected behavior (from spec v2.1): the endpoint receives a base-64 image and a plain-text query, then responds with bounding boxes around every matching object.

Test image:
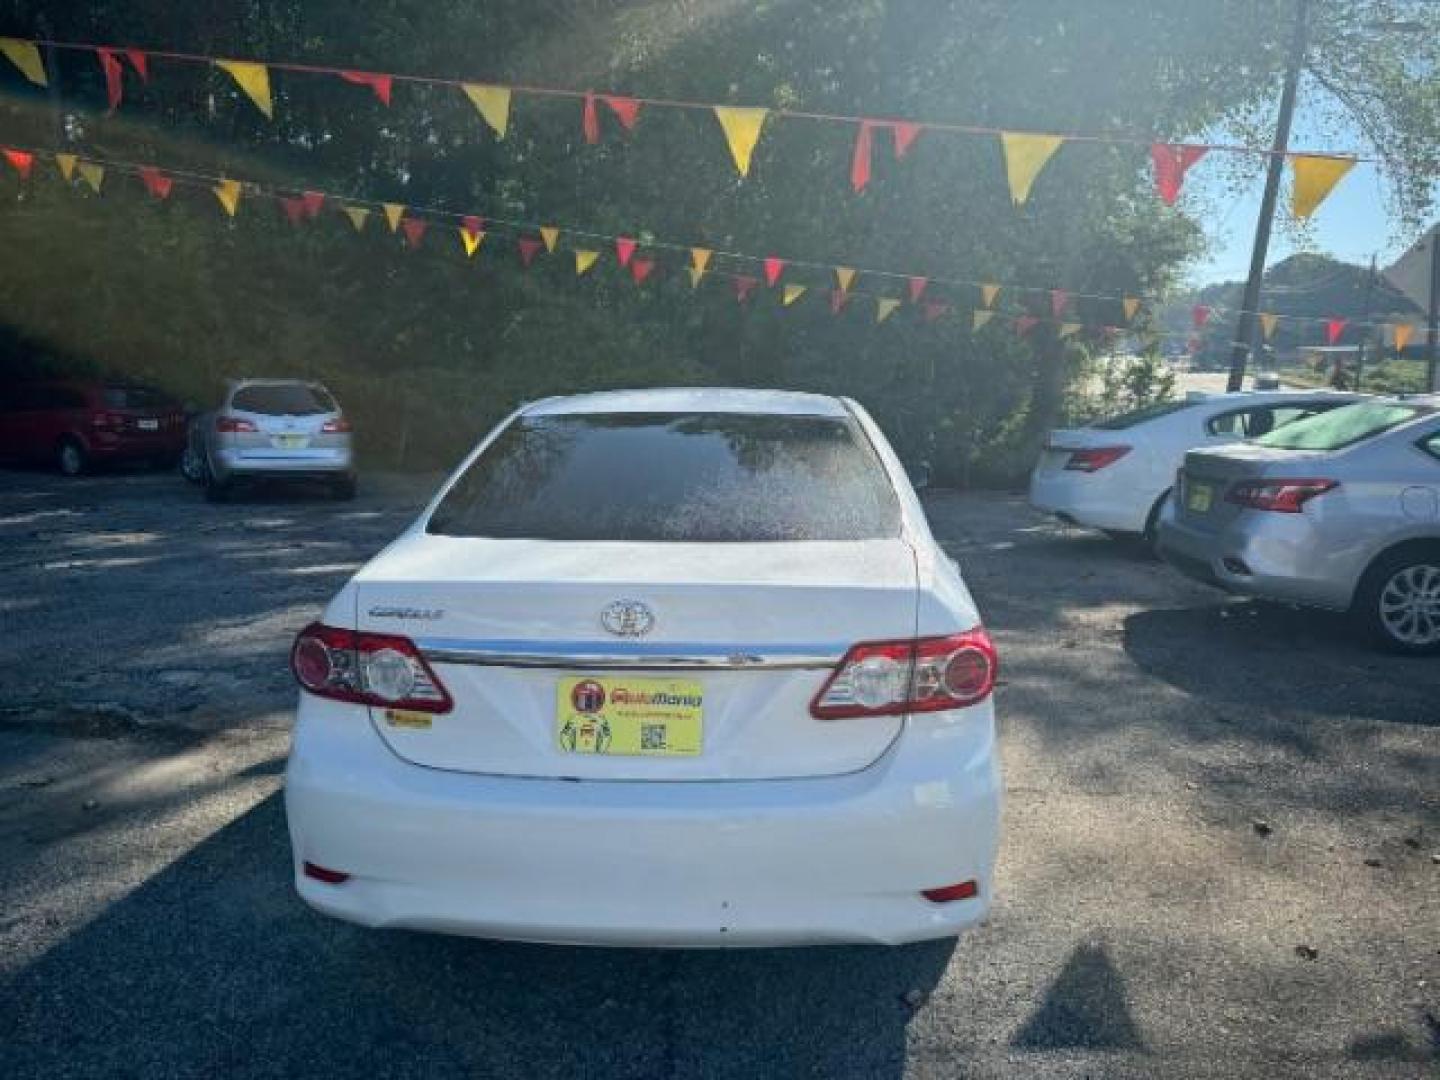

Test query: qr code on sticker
[640,724,668,751]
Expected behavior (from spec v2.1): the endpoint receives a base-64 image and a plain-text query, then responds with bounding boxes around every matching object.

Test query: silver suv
[184,379,356,501]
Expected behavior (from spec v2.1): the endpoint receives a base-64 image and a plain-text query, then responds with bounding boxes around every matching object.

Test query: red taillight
[1064,446,1131,472]
[1226,478,1338,513]
[290,622,453,713]
[922,880,979,903]
[90,411,123,430]
[302,861,350,885]
[321,416,352,434]
[215,415,258,433]
[809,628,998,720]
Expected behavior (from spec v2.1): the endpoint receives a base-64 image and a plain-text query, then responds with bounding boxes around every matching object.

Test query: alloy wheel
[1378,563,1440,647]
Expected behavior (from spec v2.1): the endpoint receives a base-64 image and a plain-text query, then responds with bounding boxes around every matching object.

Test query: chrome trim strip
[415,637,845,671]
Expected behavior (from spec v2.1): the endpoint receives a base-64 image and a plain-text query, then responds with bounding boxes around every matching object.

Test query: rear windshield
[231,384,335,415]
[1091,400,1195,430]
[1254,401,1428,451]
[427,412,902,542]
[103,385,171,409]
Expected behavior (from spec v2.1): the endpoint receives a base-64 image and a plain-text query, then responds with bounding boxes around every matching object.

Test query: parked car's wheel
[1141,489,1173,558]
[180,445,206,484]
[1352,545,1440,655]
[56,438,87,477]
[331,475,357,501]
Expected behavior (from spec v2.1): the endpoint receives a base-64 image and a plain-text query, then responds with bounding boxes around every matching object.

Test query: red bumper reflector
[922,880,978,903]
[303,861,350,885]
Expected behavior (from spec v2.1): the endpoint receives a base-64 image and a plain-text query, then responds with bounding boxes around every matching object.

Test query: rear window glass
[1092,400,1195,430]
[1254,401,1428,451]
[103,385,171,409]
[427,412,902,542]
[231,384,335,415]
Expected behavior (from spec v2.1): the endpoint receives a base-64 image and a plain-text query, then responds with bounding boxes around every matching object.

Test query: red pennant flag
[96,47,124,112]
[1326,318,1347,345]
[908,276,928,303]
[339,71,393,106]
[3,148,34,179]
[763,257,785,287]
[1015,315,1040,337]
[922,301,950,323]
[891,121,921,158]
[125,49,148,81]
[300,191,325,219]
[602,96,640,131]
[401,218,427,249]
[850,121,875,194]
[518,236,542,266]
[615,237,637,267]
[1151,143,1208,206]
[1050,289,1069,319]
[582,93,600,144]
[734,275,759,304]
[630,256,655,284]
[138,165,171,199]
[461,215,484,240]
[831,289,852,314]
[1192,304,1211,329]
[280,196,306,226]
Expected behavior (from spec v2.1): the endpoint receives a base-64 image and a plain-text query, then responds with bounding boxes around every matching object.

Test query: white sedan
[285,388,1001,947]
[1028,390,1360,547]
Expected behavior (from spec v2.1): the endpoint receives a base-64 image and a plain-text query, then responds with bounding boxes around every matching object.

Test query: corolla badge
[368,606,444,620]
[601,600,655,638]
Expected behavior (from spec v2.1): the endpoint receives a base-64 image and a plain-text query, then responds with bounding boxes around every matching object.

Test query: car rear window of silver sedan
[231,384,336,415]
[427,412,902,542]
[1254,401,1430,452]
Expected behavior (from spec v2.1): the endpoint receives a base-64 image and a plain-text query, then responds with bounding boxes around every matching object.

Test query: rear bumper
[213,445,353,480]
[86,431,185,461]
[285,697,1002,947]
[1028,468,1151,534]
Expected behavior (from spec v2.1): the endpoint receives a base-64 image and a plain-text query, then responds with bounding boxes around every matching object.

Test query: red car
[0,381,188,476]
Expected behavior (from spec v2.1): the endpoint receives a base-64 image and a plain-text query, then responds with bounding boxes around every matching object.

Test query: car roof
[1188,389,1362,405]
[226,378,328,387]
[523,388,850,417]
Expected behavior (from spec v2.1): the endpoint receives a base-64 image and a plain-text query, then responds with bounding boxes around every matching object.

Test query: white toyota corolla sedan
[285,388,1001,947]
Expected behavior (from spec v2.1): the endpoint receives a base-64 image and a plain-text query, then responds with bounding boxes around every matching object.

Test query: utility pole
[1354,255,1377,392]
[1227,0,1311,392]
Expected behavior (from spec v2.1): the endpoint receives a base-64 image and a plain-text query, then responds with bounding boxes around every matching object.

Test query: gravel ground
[0,466,1436,1078]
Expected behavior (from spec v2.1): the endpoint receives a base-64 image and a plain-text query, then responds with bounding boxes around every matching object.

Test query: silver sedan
[1158,396,1440,654]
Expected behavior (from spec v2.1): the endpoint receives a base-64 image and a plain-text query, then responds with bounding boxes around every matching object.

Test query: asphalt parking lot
[1,467,1436,1078]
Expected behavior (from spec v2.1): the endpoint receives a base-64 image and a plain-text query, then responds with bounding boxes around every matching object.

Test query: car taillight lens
[215,415,258,433]
[1226,478,1338,513]
[1064,446,1131,472]
[810,628,998,720]
[90,412,123,429]
[321,416,352,433]
[290,623,453,713]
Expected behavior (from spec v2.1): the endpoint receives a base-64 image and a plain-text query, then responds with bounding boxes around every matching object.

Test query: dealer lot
[0,468,1435,1078]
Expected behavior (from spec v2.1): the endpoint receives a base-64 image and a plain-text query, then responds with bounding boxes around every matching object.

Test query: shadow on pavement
[1012,939,1144,1052]
[0,792,955,1078]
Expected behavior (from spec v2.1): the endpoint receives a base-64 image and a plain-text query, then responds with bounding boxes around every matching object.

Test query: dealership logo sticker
[601,599,655,638]
[571,679,606,714]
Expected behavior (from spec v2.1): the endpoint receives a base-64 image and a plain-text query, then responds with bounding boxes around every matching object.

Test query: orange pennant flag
[1291,155,1355,219]
[713,106,768,177]
[1259,312,1279,341]
[690,248,712,274]
[981,284,1000,308]
[540,226,559,253]
[1000,132,1063,206]
[341,206,370,232]
[1394,324,1415,352]
[973,310,995,331]
[0,39,47,87]
[782,284,807,306]
[876,298,901,324]
[835,267,857,292]
[77,161,105,193]
[213,178,242,217]
[382,203,405,232]
[574,249,599,275]
[462,84,511,138]
[1122,297,1141,321]
[687,267,707,289]
[216,60,273,119]
[55,153,77,181]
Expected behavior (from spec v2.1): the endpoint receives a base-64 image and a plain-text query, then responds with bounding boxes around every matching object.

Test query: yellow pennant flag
[216,60,273,119]
[213,179,242,217]
[462,84,511,139]
[1291,155,1355,219]
[1058,322,1082,339]
[782,284,807,306]
[77,161,104,193]
[0,39,47,87]
[460,228,486,257]
[688,267,708,289]
[382,203,405,232]
[1122,297,1141,321]
[981,283,1000,308]
[690,248,712,275]
[342,206,370,232]
[1259,312,1279,341]
[973,310,995,331]
[713,106,768,178]
[540,226,559,253]
[574,249,599,275]
[55,153,77,181]
[1000,132,1064,206]
[835,267,857,292]
[1394,324,1415,352]
[876,298,901,324]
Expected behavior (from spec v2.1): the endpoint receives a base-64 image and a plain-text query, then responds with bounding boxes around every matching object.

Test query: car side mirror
[905,460,932,491]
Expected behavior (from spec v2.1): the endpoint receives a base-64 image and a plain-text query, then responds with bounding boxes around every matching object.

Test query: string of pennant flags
[1,140,1420,354]
[0,35,1367,217]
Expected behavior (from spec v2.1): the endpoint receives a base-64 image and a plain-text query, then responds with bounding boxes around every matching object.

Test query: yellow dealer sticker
[555,676,703,756]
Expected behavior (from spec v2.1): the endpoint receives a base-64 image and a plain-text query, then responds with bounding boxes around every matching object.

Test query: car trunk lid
[1177,444,1326,530]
